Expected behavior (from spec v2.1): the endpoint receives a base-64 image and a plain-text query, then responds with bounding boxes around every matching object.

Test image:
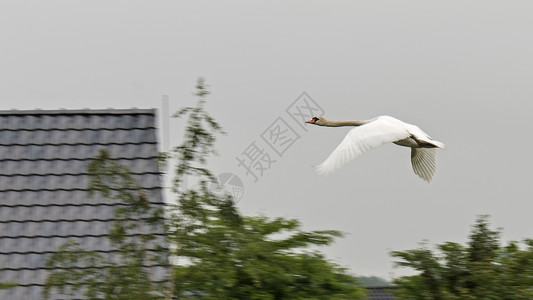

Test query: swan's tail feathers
[431,140,446,149]
[411,148,437,183]
[314,163,334,176]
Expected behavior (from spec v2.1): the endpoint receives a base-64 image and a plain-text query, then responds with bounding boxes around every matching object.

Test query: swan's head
[305,116,326,126]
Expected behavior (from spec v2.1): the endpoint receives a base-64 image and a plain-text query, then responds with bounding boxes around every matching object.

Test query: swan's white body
[307,116,445,182]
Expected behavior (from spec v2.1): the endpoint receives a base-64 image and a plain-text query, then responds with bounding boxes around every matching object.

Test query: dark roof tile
[0,109,168,299]
[366,286,398,300]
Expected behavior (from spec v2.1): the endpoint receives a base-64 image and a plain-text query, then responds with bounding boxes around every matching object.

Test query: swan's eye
[313,117,319,122]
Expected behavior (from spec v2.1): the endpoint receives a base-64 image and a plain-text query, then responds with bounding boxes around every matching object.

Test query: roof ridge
[0,108,156,115]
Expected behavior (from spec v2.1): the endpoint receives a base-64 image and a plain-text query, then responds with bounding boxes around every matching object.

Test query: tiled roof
[0,109,168,299]
[366,286,398,300]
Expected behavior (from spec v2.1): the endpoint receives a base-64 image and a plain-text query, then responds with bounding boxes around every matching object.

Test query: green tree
[43,150,168,300]
[391,215,533,300]
[168,78,365,299]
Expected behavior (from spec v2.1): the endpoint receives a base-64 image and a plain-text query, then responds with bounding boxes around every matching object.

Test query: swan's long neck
[320,119,370,127]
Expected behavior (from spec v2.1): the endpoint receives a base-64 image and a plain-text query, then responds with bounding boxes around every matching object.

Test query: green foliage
[172,211,364,299]
[0,270,17,290]
[43,149,167,300]
[391,215,533,300]
[168,78,365,299]
[171,77,224,192]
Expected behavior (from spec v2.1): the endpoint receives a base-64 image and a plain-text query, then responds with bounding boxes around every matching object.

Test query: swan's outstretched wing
[411,148,437,182]
[315,117,411,175]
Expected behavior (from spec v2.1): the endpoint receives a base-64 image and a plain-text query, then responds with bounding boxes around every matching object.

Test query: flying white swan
[306,116,445,182]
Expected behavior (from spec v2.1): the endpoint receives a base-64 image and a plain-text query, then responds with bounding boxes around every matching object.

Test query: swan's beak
[305,119,315,124]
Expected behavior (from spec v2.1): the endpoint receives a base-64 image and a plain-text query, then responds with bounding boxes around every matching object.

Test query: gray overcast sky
[2,1,533,279]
